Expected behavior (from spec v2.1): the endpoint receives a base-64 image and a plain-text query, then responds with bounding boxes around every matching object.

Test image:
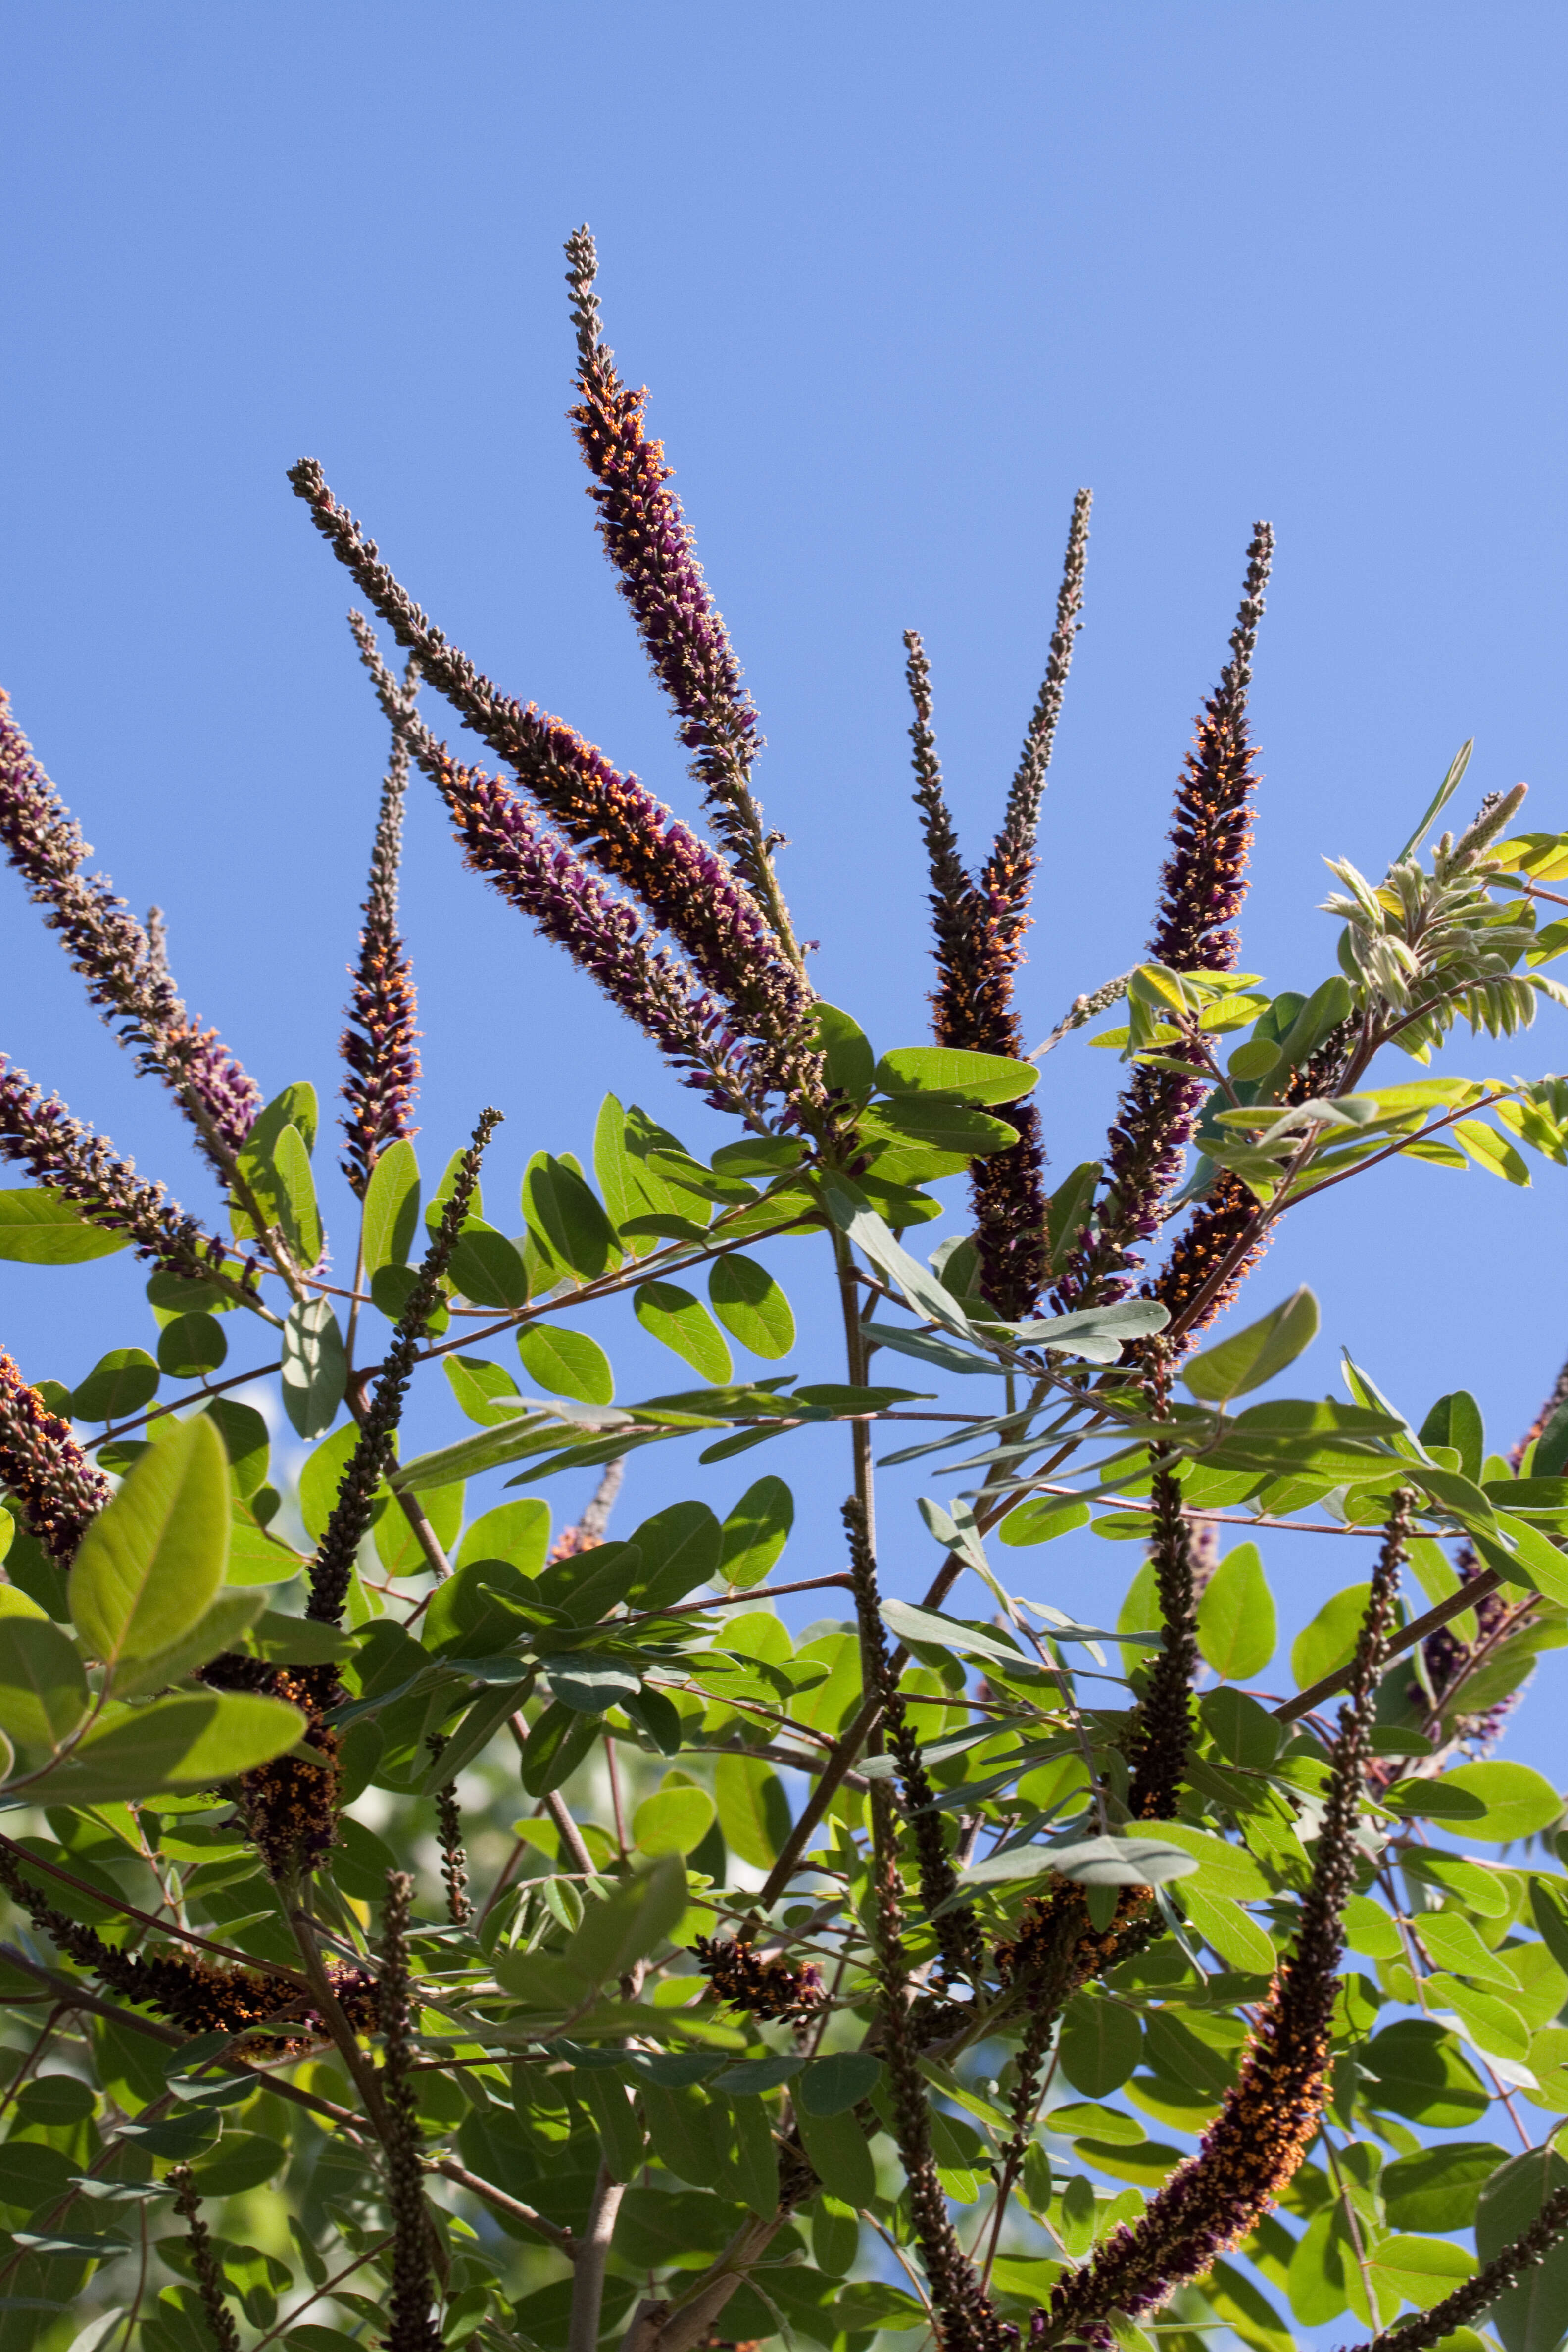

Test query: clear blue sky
[2,5,1566,1764]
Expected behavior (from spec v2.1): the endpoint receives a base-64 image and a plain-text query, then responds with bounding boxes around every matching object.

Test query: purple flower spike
[0,1346,110,1565]
[0,1055,241,1284]
[288,473,820,1112]
[1057,524,1274,1310]
[564,226,788,943]
[0,689,260,1172]
[907,492,1091,1320]
[341,626,423,1195]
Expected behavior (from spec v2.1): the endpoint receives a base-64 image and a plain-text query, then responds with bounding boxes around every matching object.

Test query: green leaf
[812,1003,875,1097]
[444,1353,523,1426]
[0,1189,128,1264]
[455,1499,552,1575]
[447,1220,530,1309]
[0,1614,89,1749]
[47,1689,304,1803]
[998,1496,1091,1546]
[1453,1119,1532,1185]
[793,2103,876,2206]
[68,1415,230,1672]
[728,2092,780,2220]
[1058,1994,1142,2096]
[1143,1822,1271,1901]
[708,1255,795,1359]
[1195,1544,1277,1680]
[563,1853,686,1991]
[715,1752,791,1869]
[1290,1581,1372,1691]
[626,1501,722,1607]
[1476,2147,1568,2352]
[1183,1888,1275,1973]
[1419,1388,1486,1483]
[634,1283,732,1384]
[798,2052,881,2115]
[517,1324,614,1406]
[873,1046,1038,1105]
[1183,1288,1320,1404]
[70,1347,160,1423]
[524,1153,621,1281]
[518,1699,599,1795]
[542,1651,641,1713]
[1442,1761,1563,1844]
[1362,2020,1490,2125]
[156,1313,227,1380]
[361,1137,421,1272]
[717,1477,794,1588]
[1367,2234,1475,2309]
[280,1298,346,1439]
[298,1422,362,1544]
[270,1123,322,1264]
[1199,1686,1284,1767]
[578,2069,647,2184]
[112,1587,270,1699]
[374,1476,464,1577]
[861,1096,1021,1156]
[1383,2141,1506,2232]
[633,1786,716,1856]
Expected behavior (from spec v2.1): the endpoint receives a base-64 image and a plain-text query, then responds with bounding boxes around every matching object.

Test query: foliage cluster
[1,229,1568,2352]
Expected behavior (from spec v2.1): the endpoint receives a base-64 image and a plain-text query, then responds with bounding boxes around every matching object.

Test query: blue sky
[2,3,1567,1767]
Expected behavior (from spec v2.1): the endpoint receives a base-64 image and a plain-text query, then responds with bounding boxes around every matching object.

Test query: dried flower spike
[380,1870,442,2352]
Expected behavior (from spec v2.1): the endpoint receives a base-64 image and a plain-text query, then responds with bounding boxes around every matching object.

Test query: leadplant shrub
[2,227,1568,2352]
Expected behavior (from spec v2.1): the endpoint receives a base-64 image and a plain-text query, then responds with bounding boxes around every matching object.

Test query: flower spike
[0,1057,244,1285]
[908,491,1091,1319]
[1040,1491,1407,2346]
[352,644,769,1119]
[1058,523,1274,1308]
[288,468,819,1110]
[564,228,797,963]
[380,1870,442,2352]
[341,623,423,1195]
[169,2168,243,2352]
[0,1346,110,1565]
[0,688,260,1172]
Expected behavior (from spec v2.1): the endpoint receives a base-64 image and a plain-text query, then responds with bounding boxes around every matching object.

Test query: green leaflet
[793,2103,876,2206]
[872,1046,1038,1104]
[517,1322,614,1405]
[0,1188,129,1264]
[714,1752,791,1870]
[68,1414,230,1674]
[634,1282,733,1384]
[524,1152,622,1282]
[0,1613,90,1750]
[280,1297,347,1438]
[1183,1287,1320,1404]
[42,1689,304,1804]
[707,1253,795,1359]
[361,1137,421,1272]
[717,1476,794,1588]
[1194,1542,1276,1680]
[70,1347,160,1424]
